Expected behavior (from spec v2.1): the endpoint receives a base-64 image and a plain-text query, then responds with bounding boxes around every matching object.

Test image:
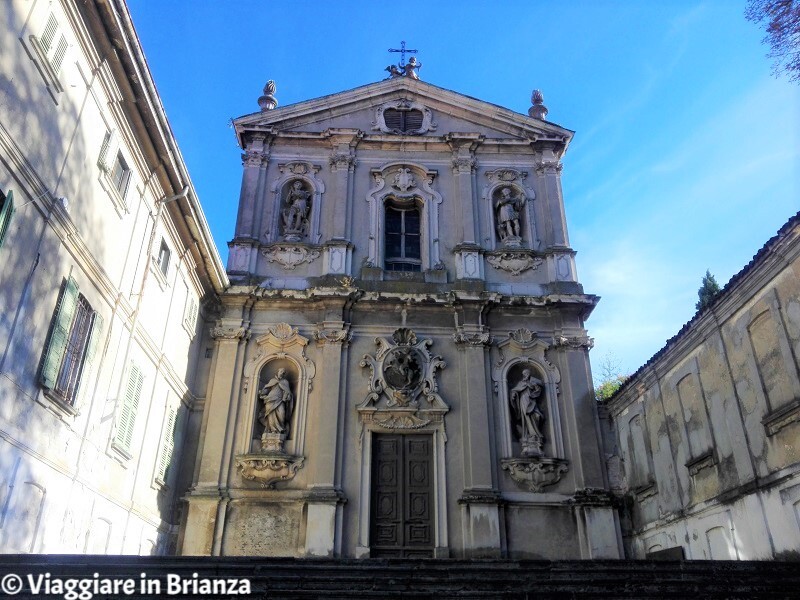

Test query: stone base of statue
[282,232,303,243]
[261,431,286,453]
[501,456,569,493]
[236,451,305,489]
[502,236,523,248]
[520,433,544,457]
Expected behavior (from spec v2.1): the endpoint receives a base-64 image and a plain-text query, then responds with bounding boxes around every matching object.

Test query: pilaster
[303,319,352,556]
[534,146,569,250]
[325,128,363,241]
[453,319,501,557]
[235,134,271,241]
[446,133,483,245]
[183,322,249,556]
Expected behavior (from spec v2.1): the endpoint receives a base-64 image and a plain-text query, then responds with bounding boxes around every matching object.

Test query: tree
[594,353,629,402]
[745,0,800,82]
[696,270,721,312]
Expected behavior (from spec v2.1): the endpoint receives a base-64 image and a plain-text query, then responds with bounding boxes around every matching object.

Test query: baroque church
[2,0,798,564]
[180,64,621,559]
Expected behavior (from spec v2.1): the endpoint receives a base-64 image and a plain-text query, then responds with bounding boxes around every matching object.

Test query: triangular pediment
[233,78,572,147]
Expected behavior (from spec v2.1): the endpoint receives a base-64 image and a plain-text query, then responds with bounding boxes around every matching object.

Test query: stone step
[0,557,797,599]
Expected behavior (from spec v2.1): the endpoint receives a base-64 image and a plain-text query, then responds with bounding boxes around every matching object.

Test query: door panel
[371,434,433,557]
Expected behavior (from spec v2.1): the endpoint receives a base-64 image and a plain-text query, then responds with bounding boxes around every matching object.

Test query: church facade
[180,74,623,559]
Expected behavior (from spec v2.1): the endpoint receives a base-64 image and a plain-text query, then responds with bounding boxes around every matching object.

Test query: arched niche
[482,168,537,250]
[491,328,563,460]
[365,162,443,273]
[267,162,325,244]
[240,323,316,458]
[252,359,299,452]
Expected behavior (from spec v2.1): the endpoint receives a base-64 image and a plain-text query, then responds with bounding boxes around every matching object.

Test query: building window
[157,240,171,277]
[110,152,131,197]
[183,295,198,335]
[383,108,424,133]
[40,277,104,407]
[155,406,178,486]
[0,189,15,249]
[113,363,143,456]
[39,13,68,74]
[384,205,421,272]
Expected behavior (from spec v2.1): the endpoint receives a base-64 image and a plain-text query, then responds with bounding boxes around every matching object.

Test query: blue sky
[127,0,799,379]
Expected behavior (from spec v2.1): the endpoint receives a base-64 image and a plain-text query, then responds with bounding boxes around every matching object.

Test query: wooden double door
[370,434,434,557]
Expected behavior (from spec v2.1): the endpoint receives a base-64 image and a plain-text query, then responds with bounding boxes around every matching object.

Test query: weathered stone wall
[604,213,800,559]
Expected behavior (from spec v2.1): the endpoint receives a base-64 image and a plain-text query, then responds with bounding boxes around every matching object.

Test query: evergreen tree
[696,270,721,312]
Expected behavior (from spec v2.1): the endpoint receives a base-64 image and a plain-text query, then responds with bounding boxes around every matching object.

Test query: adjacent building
[0,0,226,554]
[602,212,800,560]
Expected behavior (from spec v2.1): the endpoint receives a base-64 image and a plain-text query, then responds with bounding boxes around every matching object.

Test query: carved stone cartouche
[501,457,568,493]
[358,327,447,430]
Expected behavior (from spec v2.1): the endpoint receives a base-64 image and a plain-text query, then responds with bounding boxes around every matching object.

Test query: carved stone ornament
[314,321,352,345]
[485,168,528,185]
[452,326,493,347]
[451,156,476,174]
[241,149,266,168]
[262,245,320,270]
[500,457,568,493]
[329,152,356,171]
[555,335,595,350]
[211,326,250,341]
[486,251,543,276]
[236,454,304,489]
[534,159,563,176]
[359,327,448,429]
[258,80,278,111]
[528,89,548,120]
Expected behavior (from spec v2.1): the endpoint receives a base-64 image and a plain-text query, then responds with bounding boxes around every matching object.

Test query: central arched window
[384,205,421,272]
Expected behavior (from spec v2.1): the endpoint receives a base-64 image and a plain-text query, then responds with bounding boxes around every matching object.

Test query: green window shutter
[114,364,143,453]
[156,406,177,483]
[40,277,79,389]
[0,190,14,249]
[50,36,68,74]
[41,13,58,52]
[85,312,104,365]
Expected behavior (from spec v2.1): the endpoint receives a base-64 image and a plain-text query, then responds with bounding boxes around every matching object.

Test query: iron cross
[388,41,418,67]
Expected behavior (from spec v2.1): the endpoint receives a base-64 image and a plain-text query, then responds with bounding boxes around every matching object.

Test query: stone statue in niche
[495,186,526,247]
[258,367,294,452]
[509,368,545,457]
[281,180,311,241]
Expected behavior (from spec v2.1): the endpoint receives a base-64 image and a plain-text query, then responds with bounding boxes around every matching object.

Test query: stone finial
[528,89,548,120]
[258,80,278,111]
